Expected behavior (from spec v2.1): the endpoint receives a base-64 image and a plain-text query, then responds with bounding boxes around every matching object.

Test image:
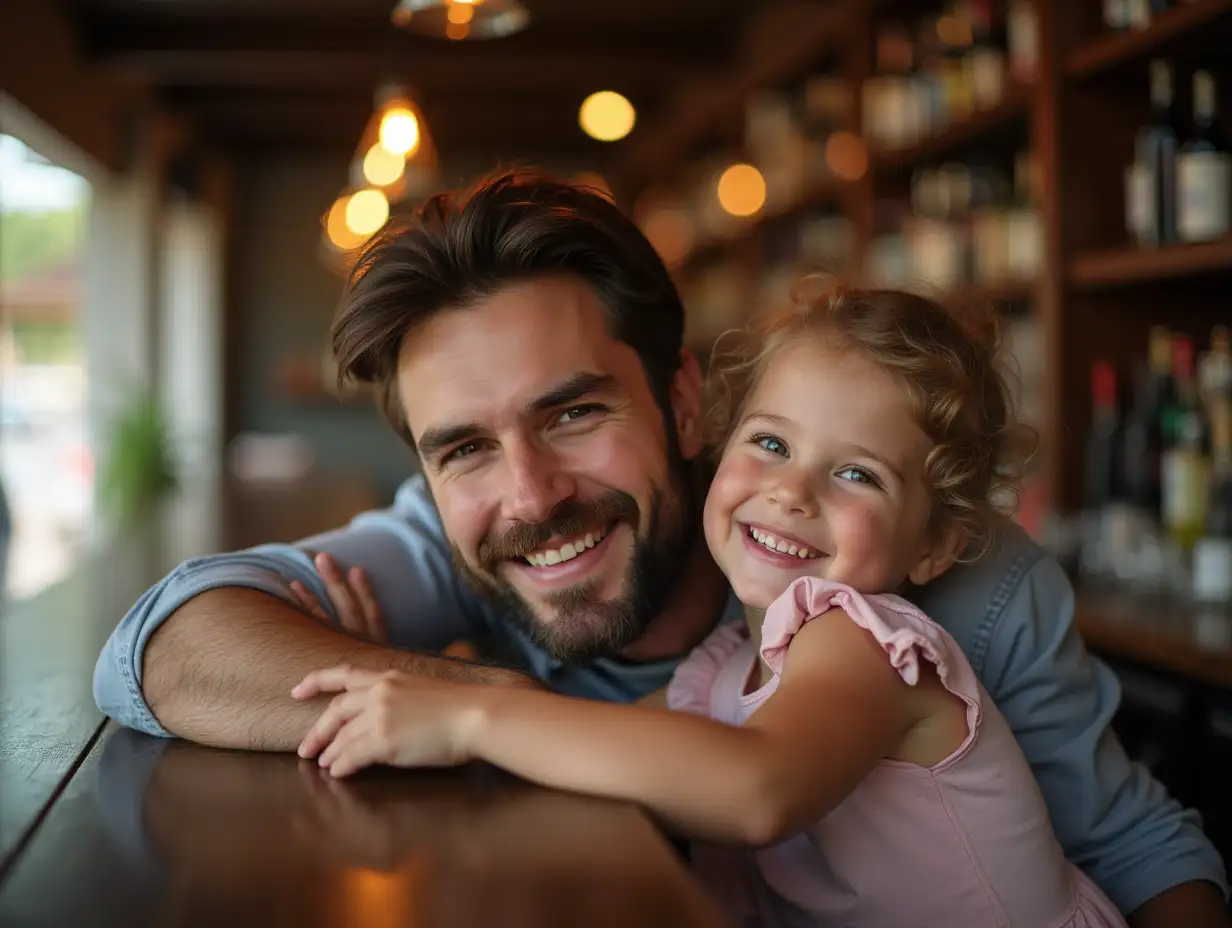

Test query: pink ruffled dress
[667,576,1127,928]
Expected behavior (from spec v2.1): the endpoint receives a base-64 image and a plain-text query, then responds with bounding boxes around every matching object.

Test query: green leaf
[99,389,179,526]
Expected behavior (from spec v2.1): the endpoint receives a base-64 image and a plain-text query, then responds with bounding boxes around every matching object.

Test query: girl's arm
[297,610,920,846]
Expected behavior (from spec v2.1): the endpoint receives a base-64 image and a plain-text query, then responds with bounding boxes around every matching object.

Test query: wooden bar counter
[0,478,723,927]
[0,726,723,928]
[1075,588,1232,690]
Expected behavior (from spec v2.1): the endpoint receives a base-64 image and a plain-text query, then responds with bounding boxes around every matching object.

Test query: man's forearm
[143,587,529,751]
[1128,881,1228,928]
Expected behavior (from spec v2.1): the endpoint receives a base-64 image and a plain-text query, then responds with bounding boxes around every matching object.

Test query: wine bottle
[1105,0,1130,29]
[1122,326,1174,517]
[1085,360,1124,511]
[1125,61,1181,248]
[1177,70,1232,243]
[1193,395,1232,602]
[1161,340,1210,551]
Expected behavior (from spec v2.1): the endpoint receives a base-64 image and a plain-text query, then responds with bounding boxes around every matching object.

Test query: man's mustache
[477,492,639,570]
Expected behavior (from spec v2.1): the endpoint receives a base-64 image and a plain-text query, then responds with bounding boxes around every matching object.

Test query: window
[0,133,92,599]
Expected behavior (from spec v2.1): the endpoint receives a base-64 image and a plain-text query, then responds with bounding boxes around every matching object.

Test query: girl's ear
[907,524,965,587]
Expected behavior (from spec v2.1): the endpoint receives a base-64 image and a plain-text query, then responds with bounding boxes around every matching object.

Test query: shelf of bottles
[1067,3,1232,283]
[1082,325,1232,606]
[1070,0,1232,78]
[661,1,1044,347]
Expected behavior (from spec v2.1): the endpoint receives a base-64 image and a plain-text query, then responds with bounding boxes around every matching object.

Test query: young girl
[291,282,1126,927]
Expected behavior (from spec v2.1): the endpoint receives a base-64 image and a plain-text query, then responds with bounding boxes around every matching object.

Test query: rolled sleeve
[93,475,495,738]
[92,547,322,737]
[983,555,1228,913]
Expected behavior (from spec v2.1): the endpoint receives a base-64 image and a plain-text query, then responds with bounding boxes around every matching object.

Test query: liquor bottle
[1006,0,1038,83]
[1104,0,1130,30]
[1160,334,1199,447]
[1125,61,1181,248]
[1126,0,1170,29]
[1085,360,1124,511]
[1122,326,1174,517]
[965,0,1005,110]
[1177,70,1232,243]
[1161,410,1210,555]
[1192,394,1232,602]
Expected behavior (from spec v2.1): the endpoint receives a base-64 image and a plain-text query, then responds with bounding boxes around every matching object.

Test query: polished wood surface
[0,535,161,869]
[0,477,378,876]
[1076,590,1232,689]
[0,726,723,928]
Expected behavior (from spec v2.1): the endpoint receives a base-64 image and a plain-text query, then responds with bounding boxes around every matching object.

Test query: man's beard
[452,473,695,665]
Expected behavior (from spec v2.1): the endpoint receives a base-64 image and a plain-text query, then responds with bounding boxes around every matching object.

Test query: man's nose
[502,440,577,524]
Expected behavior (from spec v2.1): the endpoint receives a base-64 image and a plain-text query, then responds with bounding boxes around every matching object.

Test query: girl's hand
[289,553,386,644]
[292,667,484,778]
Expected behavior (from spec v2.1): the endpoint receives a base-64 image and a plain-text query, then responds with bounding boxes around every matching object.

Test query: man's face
[398,276,703,663]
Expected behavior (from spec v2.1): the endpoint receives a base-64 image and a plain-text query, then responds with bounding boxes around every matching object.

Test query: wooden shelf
[678,179,846,275]
[870,85,1034,174]
[1075,589,1232,690]
[1069,237,1232,289]
[943,280,1037,308]
[1066,0,1232,78]
[616,5,849,188]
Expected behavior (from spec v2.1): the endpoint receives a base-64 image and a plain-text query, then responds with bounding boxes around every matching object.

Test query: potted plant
[99,389,179,528]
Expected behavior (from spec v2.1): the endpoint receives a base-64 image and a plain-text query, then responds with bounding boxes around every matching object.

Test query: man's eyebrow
[416,422,483,462]
[527,372,618,413]
[415,373,617,461]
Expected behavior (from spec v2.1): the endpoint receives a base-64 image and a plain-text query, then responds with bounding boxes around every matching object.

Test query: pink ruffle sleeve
[666,622,748,716]
[760,577,969,698]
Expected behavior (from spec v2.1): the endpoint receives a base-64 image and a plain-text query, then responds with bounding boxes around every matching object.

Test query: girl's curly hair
[705,276,1037,561]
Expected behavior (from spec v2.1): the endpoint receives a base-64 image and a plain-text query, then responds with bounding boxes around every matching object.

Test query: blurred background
[2,0,1231,868]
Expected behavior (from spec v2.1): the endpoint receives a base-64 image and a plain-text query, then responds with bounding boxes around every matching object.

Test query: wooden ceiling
[66,0,767,167]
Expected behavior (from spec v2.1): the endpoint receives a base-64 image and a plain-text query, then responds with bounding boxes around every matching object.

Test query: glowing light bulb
[362,144,405,187]
[345,188,390,236]
[716,164,766,217]
[326,196,367,251]
[578,91,636,142]
[379,108,420,156]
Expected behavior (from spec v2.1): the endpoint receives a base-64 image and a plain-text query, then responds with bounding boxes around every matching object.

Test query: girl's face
[704,335,960,609]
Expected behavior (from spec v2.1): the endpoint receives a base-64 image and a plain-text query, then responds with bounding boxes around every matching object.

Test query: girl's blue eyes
[747,434,882,488]
[836,466,876,485]
[753,433,788,456]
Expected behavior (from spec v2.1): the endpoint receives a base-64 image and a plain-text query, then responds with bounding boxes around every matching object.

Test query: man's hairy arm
[143,587,534,751]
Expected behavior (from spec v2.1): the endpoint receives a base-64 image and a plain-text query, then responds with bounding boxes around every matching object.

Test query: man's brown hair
[331,169,686,446]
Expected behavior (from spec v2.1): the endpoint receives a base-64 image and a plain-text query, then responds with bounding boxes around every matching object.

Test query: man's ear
[907,523,966,587]
[669,348,705,460]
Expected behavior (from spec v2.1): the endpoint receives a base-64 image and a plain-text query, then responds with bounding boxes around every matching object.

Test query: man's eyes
[441,441,482,465]
[438,405,607,468]
[556,404,604,424]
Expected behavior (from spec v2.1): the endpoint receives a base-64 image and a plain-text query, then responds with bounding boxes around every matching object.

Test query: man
[94,170,1227,925]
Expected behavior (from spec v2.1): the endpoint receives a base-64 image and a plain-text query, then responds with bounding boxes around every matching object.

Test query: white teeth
[749,526,819,560]
[524,530,605,567]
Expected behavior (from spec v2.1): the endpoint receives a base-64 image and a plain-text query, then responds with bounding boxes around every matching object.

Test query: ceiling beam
[80,9,730,53]
[95,48,696,95]
[179,92,612,153]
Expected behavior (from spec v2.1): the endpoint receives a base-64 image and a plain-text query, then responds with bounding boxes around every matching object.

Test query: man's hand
[290,553,386,643]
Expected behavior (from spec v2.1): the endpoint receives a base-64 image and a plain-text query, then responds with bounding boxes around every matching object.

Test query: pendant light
[390,0,531,42]
[321,84,439,269]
